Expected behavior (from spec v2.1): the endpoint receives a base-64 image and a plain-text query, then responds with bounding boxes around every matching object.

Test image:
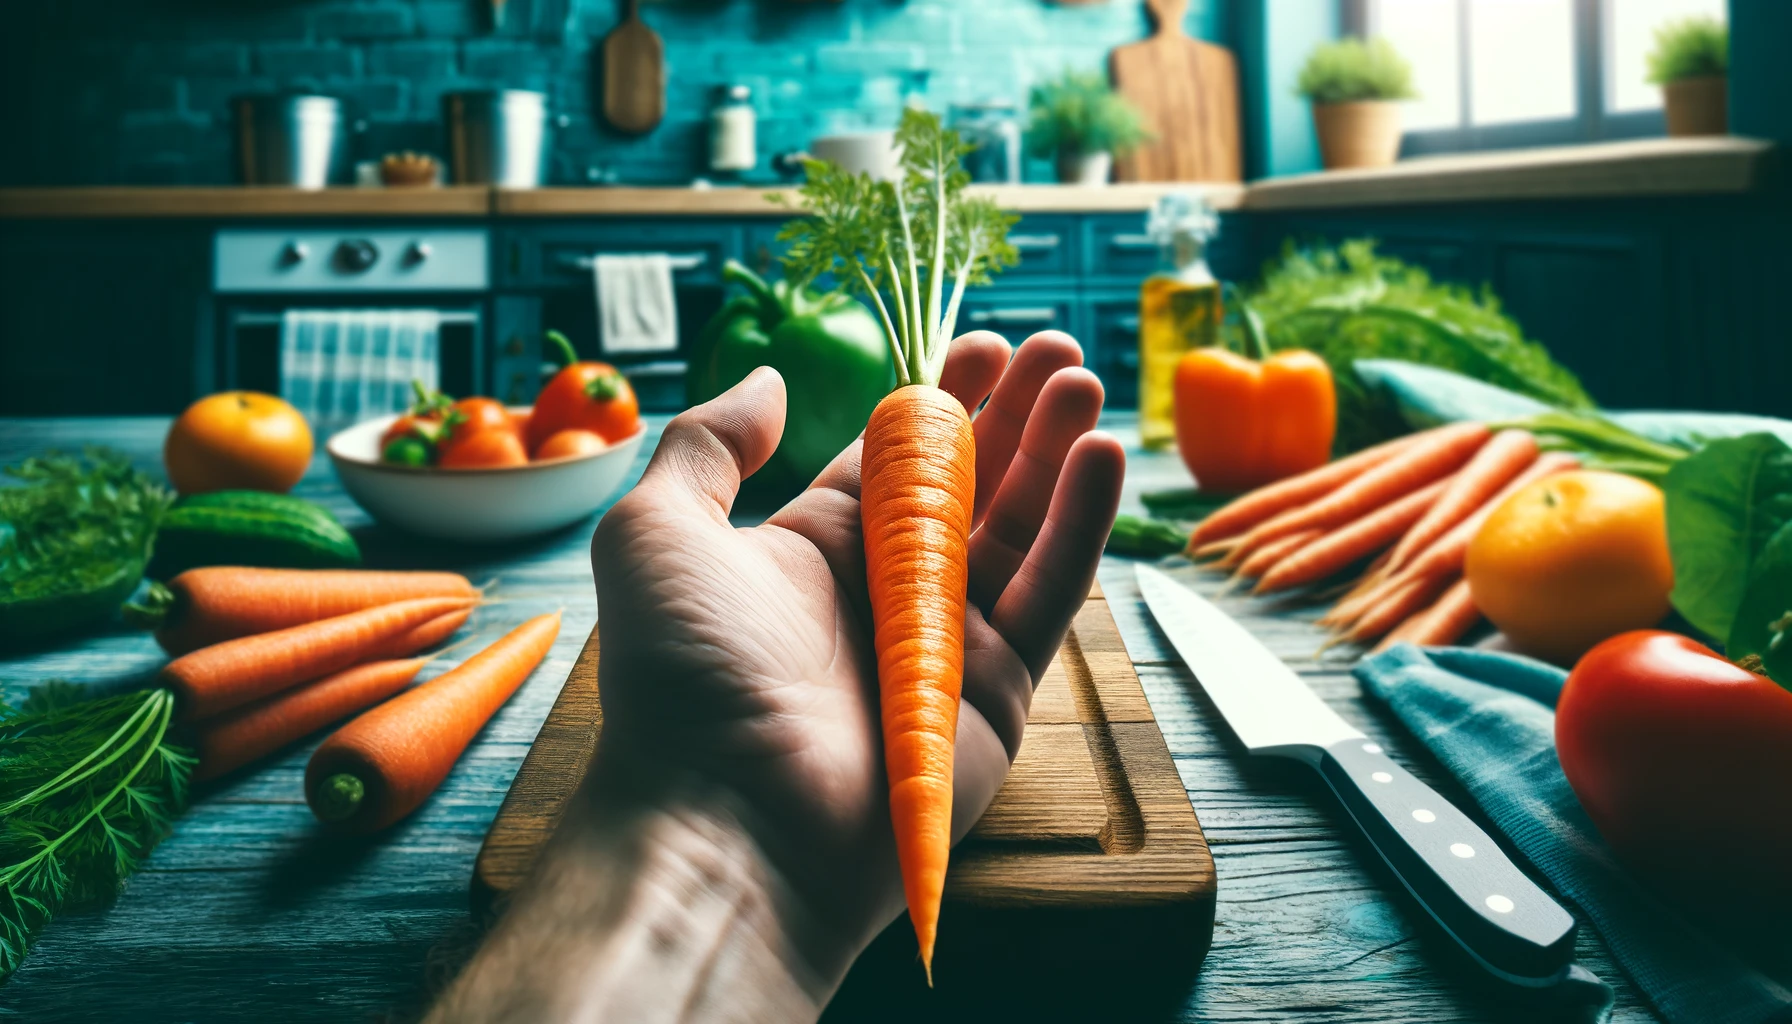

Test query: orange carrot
[1373,579,1481,653]
[369,606,474,659]
[194,659,427,782]
[162,595,479,721]
[1382,430,1538,577]
[1186,433,1420,549]
[1343,573,1449,645]
[307,611,561,831]
[1233,529,1323,581]
[1232,423,1491,560]
[1192,537,1242,562]
[1254,478,1448,595]
[146,567,478,656]
[860,384,977,983]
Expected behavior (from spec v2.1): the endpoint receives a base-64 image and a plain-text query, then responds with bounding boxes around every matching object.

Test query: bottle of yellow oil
[1137,194,1221,450]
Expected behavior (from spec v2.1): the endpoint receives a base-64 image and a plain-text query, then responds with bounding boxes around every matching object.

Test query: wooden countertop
[0,138,1772,219]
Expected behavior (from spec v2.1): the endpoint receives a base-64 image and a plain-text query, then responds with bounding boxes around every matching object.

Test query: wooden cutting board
[601,0,664,134]
[1110,0,1243,183]
[473,581,1215,1001]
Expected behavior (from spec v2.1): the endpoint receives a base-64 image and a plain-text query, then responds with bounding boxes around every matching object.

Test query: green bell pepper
[692,260,894,493]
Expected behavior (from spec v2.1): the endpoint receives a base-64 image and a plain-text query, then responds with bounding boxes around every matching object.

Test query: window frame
[1342,0,1670,155]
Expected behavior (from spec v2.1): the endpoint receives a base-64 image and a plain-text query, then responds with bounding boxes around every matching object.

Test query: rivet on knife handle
[1317,738,1579,986]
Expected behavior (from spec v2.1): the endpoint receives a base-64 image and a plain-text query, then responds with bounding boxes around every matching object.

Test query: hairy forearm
[428,763,838,1024]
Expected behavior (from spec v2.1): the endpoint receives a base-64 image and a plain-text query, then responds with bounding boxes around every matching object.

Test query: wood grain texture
[1110,0,1243,184]
[0,186,492,218]
[600,0,665,135]
[0,415,1665,1023]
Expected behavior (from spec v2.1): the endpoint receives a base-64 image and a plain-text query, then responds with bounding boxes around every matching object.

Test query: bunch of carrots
[1187,423,1579,651]
[147,566,559,829]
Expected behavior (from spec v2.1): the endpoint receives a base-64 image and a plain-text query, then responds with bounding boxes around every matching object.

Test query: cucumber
[150,490,361,578]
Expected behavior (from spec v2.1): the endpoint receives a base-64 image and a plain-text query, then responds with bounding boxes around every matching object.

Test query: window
[1347,0,1727,154]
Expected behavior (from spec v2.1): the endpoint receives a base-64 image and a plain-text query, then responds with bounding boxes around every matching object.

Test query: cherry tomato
[447,397,515,442]
[1557,630,1792,902]
[533,428,609,461]
[437,428,529,469]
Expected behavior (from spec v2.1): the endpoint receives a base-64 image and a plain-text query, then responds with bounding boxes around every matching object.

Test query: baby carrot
[1254,478,1448,595]
[1186,434,1419,549]
[307,612,560,832]
[162,595,479,721]
[1233,529,1323,582]
[143,567,478,656]
[1343,574,1448,646]
[1373,579,1482,653]
[1382,430,1538,577]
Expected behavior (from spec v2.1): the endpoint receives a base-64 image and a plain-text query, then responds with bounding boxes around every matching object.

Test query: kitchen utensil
[601,0,665,134]
[807,130,902,180]
[326,412,644,541]
[231,94,343,189]
[1108,0,1242,182]
[1133,564,1578,986]
[443,90,550,188]
[474,579,1216,987]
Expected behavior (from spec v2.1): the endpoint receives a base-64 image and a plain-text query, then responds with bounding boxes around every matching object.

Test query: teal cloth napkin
[1355,644,1792,1024]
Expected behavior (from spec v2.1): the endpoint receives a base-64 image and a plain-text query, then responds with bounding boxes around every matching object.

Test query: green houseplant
[1296,37,1415,170]
[1026,70,1150,186]
[1647,16,1728,136]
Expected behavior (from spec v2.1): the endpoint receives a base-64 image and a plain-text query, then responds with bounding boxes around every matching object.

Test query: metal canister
[232,94,343,189]
[443,90,550,188]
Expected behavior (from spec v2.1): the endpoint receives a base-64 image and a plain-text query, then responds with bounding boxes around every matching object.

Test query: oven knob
[334,239,380,273]
[405,241,432,265]
[279,241,309,266]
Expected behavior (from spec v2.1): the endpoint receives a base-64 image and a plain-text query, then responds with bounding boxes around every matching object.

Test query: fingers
[970,332,1086,524]
[987,432,1126,679]
[967,367,1105,610]
[633,366,785,518]
[936,330,1011,416]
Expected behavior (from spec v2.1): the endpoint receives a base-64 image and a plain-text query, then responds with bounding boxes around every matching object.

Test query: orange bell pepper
[1172,306,1336,493]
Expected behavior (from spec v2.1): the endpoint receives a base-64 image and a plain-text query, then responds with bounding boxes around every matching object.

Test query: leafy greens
[1662,433,1792,648]
[778,108,1018,388]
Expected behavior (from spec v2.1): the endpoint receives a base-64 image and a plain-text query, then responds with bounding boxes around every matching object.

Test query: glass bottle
[1137,193,1221,450]
[709,84,756,175]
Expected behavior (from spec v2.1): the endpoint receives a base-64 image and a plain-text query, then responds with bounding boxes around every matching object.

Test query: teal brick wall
[2,0,1226,186]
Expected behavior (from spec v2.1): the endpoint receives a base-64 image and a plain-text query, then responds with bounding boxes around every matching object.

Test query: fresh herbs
[1,685,195,980]
[1239,241,1595,451]
[0,449,170,648]
[1296,37,1417,104]
[1661,434,1792,657]
[778,108,1018,389]
[1025,70,1151,161]
[1647,16,1728,85]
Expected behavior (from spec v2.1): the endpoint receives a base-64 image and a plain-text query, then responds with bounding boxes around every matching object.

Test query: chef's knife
[1134,563,1578,986]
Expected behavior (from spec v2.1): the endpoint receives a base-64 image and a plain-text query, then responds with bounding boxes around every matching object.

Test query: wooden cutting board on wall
[1111,0,1243,182]
[601,0,664,134]
[472,582,1215,1002]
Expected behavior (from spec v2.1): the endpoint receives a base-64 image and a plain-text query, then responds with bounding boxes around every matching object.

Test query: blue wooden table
[0,415,1657,1022]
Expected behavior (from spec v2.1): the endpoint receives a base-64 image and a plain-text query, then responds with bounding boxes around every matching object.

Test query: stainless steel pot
[232,94,343,189]
[443,90,550,188]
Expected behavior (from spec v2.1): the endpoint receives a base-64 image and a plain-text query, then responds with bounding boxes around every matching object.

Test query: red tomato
[437,428,528,469]
[533,428,609,461]
[448,397,515,441]
[1556,630,1792,900]
[526,364,640,449]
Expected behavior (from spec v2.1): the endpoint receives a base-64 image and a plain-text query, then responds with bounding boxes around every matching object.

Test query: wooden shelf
[0,186,490,219]
[494,181,1244,216]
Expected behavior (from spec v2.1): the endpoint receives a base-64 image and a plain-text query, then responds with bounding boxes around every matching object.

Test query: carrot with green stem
[1381,429,1538,578]
[781,109,1019,983]
[1254,477,1449,595]
[1185,433,1421,550]
[307,611,560,831]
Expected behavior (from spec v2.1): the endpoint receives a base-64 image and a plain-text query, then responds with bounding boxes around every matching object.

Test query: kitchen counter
[0,137,1772,220]
[0,415,1659,1023]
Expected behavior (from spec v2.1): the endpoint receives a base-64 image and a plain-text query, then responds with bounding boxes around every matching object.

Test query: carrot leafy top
[778,109,1019,389]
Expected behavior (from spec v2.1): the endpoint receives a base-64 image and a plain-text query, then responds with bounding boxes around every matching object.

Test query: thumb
[635,366,786,516]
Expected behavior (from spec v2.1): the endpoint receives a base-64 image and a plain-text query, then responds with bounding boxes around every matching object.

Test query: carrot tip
[314,772,366,822]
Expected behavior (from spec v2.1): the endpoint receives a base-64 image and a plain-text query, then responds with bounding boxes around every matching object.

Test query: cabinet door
[957,292,1077,349]
[0,224,205,415]
[1087,296,1141,410]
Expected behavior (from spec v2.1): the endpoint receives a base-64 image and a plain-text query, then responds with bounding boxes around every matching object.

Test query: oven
[211,227,490,406]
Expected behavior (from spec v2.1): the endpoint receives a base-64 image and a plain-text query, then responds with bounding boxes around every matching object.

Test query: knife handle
[1316,738,1578,986]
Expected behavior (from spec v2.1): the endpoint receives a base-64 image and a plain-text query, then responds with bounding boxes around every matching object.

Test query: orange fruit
[1465,470,1674,664]
[437,428,528,469]
[533,428,609,461]
[164,391,314,495]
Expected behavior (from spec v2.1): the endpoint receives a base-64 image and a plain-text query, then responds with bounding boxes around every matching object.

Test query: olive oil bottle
[1137,194,1221,450]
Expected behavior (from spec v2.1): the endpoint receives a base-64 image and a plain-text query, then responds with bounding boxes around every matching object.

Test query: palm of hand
[590,333,1123,953]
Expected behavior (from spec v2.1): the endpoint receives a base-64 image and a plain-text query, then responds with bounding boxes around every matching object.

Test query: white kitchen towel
[594,253,678,355]
[280,309,440,436]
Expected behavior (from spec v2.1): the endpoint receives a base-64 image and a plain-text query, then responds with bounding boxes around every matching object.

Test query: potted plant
[1648,16,1728,136]
[1296,37,1415,171]
[1026,70,1149,186]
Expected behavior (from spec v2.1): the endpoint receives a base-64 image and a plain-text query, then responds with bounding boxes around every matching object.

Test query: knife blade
[1134,564,1578,987]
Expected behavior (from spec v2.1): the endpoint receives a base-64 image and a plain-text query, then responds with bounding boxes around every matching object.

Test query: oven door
[216,298,485,401]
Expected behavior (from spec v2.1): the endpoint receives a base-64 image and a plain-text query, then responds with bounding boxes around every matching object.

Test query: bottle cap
[1147,192,1219,244]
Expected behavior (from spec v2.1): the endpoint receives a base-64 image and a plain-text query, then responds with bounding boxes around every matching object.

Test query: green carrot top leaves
[777,108,1019,389]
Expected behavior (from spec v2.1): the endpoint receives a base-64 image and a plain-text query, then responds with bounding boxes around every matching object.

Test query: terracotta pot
[1057,150,1113,186]
[1662,75,1727,137]
[1311,100,1403,170]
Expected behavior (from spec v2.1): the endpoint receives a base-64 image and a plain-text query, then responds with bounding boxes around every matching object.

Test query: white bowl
[326,411,646,542]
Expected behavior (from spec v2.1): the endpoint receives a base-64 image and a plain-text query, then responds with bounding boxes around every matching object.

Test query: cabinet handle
[1009,234,1061,253]
[557,252,708,273]
[1109,233,1156,251]
[1116,315,1141,333]
[968,307,1059,326]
